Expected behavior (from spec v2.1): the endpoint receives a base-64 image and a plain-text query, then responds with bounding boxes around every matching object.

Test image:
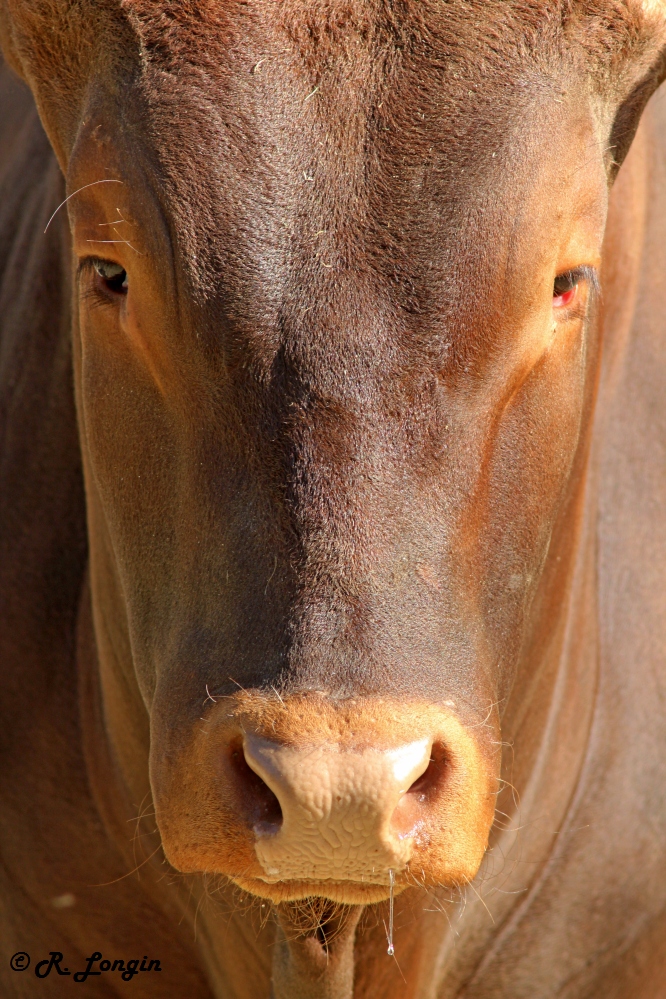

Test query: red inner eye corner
[553,286,577,309]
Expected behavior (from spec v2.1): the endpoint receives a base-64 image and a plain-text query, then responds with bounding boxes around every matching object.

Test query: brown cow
[1,1,666,996]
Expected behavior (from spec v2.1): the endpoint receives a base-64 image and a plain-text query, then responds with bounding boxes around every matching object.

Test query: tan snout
[244,735,431,884]
[153,694,499,904]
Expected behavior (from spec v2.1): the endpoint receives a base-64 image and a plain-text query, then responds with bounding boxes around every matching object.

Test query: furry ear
[582,0,666,179]
[561,0,666,182]
[608,1,666,176]
[560,0,666,178]
[0,0,133,168]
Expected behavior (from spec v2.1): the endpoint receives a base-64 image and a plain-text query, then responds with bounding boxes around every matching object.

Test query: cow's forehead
[123,0,644,81]
[114,2,596,313]
[66,0,634,390]
[127,0,569,190]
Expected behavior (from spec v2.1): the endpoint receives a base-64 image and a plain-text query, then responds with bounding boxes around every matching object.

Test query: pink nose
[242,734,436,885]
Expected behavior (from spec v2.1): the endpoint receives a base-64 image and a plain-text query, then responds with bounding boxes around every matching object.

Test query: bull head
[2,0,665,994]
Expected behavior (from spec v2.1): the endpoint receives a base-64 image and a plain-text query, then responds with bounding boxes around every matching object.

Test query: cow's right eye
[553,271,578,309]
[92,259,128,294]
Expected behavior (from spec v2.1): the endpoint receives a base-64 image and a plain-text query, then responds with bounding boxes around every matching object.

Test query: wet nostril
[391,742,449,839]
[406,766,433,802]
[406,742,448,802]
[229,741,283,834]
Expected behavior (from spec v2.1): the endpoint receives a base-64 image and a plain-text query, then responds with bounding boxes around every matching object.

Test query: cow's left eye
[92,258,128,294]
[553,272,578,309]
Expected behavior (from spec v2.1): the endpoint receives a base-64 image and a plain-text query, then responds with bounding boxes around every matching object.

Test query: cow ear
[0,0,133,170]
[602,0,666,179]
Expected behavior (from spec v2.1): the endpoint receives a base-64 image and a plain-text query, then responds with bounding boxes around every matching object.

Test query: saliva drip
[387,869,395,957]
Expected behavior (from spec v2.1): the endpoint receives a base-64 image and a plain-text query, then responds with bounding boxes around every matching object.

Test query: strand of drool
[387,869,395,957]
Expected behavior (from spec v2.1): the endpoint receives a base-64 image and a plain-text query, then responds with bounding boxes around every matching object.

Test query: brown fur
[2,1,666,996]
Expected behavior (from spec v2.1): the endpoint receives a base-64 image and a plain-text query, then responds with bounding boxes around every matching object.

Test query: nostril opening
[229,740,282,834]
[391,742,449,840]
[407,742,448,803]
